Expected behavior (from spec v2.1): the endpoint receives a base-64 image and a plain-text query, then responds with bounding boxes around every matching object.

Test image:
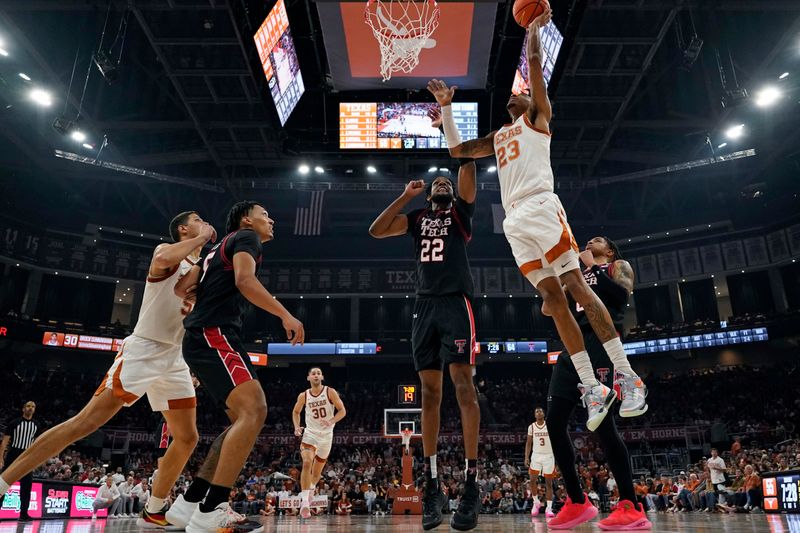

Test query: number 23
[498,140,520,168]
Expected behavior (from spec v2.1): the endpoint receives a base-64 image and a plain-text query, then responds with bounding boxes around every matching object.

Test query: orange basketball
[513,0,549,28]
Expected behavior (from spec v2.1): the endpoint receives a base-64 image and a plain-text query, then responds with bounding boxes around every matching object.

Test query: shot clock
[763,470,800,513]
[398,385,418,406]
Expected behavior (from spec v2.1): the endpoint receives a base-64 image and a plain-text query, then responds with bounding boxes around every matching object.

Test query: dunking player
[434,7,647,432]
[291,367,347,518]
[369,125,480,530]
[167,201,304,533]
[546,237,650,530]
[524,407,555,518]
[0,212,214,527]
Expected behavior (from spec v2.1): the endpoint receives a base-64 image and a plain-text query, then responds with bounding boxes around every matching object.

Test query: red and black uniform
[182,229,261,405]
[406,197,477,371]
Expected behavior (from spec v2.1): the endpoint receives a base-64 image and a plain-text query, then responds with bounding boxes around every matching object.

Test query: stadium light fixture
[438,167,449,172]
[314,166,324,174]
[488,166,497,172]
[779,72,789,79]
[725,124,745,139]
[29,88,52,106]
[70,130,87,142]
[367,165,377,174]
[82,143,94,150]
[754,86,781,107]
[0,48,8,57]
[718,142,728,149]
[18,73,30,81]
[428,166,437,173]
[298,164,310,175]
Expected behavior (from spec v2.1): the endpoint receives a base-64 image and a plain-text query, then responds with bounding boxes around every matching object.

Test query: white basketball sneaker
[185,503,263,533]
[615,371,649,417]
[579,382,617,432]
[165,494,199,529]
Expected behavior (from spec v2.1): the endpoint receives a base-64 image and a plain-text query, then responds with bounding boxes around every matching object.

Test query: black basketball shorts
[182,326,258,407]
[411,294,476,372]
[547,330,615,405]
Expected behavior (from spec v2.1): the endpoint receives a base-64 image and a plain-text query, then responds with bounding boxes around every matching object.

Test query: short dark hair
[225,201,258,234]
[169,211,196,242]
[600,236,622,261]
[308,367,322,375]
[425,176,454,199]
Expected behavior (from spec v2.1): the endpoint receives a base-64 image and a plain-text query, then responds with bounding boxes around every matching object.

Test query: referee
[0,401,40,520]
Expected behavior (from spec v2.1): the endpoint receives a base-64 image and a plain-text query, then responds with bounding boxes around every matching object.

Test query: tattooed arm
[449,131,497,159]
[611,260,635,294]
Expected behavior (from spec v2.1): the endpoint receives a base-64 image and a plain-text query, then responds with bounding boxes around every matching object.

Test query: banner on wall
[637,255,658,283]
[657,251,679,280]
[767,230,790,262]
[678,248,702,276]
[743,237,769,266]
[700,244,723,273]
[721,241,746,270]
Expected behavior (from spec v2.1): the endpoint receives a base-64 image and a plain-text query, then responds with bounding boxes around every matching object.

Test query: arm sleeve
[405,209,424,236]
[455,197,475,218]
[231,229,262,261]
[588,265,629,307]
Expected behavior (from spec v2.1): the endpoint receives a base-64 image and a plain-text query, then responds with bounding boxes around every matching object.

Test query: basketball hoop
[364,0,440,81]
[401,428,414,453]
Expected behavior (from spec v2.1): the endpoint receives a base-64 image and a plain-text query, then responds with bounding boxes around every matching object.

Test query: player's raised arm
[457,160,477,204]
[232,251,305,345]
[151,218,216,273]
[526,9,554,129]
[292,392,306,436]
[368,180,425,238]
[427,79,496,160]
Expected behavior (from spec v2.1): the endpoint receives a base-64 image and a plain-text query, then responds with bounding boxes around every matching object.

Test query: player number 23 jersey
[528,422,553,456]
[305,386,335,433]
[494,114,555,211]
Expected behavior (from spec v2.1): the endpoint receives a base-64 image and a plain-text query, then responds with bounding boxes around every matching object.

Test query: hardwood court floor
[0,512,796,533]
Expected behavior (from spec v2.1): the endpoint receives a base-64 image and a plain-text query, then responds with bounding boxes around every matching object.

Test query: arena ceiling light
[725,124,745,139]
[18,73,30,81]
[314,166,325,174]
[82,143,94,150]
[298,164,310,175]
[717,142,728,149]
[29,88,52,107]
[487,166,497,173]
[366,165,377,174]
[70,130,87,142]
[427,167,437,173]
[438,167,449,172]
[0,48,8,57]
[779,72,789,79]
[754,86,781,107]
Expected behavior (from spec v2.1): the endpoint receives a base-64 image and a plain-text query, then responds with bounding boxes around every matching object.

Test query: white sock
[300,489,309,504]
[546,500,553,511]
[146,496,167,513]
[427,456,438,479]
[603,337,635,376]
[570,350,599,385]
[0,477,8,496]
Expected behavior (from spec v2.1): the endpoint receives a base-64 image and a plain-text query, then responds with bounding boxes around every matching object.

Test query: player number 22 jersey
[305,386,335,434]
[528,422,553,456]
[494,114,555,211]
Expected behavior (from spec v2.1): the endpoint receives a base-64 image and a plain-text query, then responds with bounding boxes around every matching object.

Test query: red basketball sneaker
[598,500,652,530]
[547,494,597,530]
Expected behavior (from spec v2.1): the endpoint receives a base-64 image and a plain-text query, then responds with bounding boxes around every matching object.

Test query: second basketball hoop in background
[364,0,440,82]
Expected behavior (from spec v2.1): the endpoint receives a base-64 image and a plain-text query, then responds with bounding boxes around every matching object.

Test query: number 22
[420,238,444,262]
[498,140,520,169]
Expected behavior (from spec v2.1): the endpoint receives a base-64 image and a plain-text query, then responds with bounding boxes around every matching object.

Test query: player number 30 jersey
[304,386,335,433]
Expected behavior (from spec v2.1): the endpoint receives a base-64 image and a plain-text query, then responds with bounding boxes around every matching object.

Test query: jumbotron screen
[339,102,478,149]
[512,21,564,96]
[253,0,305,125]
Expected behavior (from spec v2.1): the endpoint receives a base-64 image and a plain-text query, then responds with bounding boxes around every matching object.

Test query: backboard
[384,408,422,438]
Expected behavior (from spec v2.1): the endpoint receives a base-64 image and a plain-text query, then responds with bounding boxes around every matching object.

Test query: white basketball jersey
[305,386,335,433]
[528,421,553,456]
[132,256,196,346]
[494,113,554,211]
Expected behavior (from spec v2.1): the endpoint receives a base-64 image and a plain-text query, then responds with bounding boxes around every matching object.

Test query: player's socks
[546,500,553,512]
[426,455,438,481]
[199,484,230,513]
[569,351,599,385]
[183,477,211,503]
[465,459,477,483]
[603,338,636,376]
[146,496,168,514]
[0,477,9,496]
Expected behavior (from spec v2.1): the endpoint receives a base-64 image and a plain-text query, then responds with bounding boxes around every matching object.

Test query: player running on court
[525,407,556,518]
[292,367,347,519]
[433,6,647,432]
[168,201,304,533]
[0,211,215,527]
[545,236,651,530]
[369,118,481,531]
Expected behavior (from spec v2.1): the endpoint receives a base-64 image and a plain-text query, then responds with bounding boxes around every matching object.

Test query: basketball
[513,0,549,28]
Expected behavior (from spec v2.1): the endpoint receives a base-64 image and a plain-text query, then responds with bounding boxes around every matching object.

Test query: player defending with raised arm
[0,212,215,528]
[432,7,647,432]
[167,202,304,533]
[525,407,556,518]
[292,367,347,519]
[369,114,480,531]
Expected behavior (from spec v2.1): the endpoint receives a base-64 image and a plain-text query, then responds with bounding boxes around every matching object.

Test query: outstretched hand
[427,79,456,107]
[403,179,426,198]
[529,7,552,29]
[427,107,442,129]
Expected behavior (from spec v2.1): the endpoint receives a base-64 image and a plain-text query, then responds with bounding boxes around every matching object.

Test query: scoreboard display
[763,470,800,513]
[42,331,123,352]
[398,385,418,406]
[253,0,304,125]
[623,327,768,355]
[340,102,478,149]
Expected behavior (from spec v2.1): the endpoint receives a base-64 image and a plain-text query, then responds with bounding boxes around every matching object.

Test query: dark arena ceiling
[0,0,798,241]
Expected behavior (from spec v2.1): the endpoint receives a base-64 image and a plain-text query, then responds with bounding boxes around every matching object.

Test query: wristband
[441,105,462,149]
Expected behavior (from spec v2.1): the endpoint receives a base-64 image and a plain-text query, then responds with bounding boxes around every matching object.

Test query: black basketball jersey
[183,229,263,333]
[406,198,475,297]
[570,263,627,334]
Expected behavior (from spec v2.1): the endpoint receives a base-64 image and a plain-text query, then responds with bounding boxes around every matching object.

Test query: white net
[401,428,413,453]
[364,0,440,81]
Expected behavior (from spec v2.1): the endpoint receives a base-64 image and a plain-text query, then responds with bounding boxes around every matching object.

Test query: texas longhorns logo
[455,339,467,353]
